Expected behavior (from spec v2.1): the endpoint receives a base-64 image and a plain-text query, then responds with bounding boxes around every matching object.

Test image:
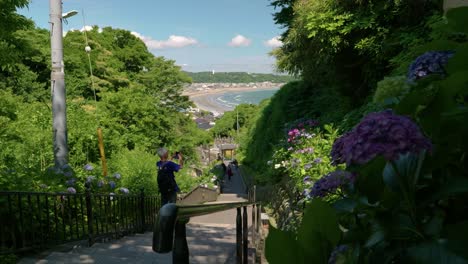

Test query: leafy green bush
[109,149,159,195]
[0,254,18,264]
[373,76,411,104]
[0,19,210,193]
[243,81,351,173]
[338,101,383,133]
[269,123,342,190]
[266,8,468,263]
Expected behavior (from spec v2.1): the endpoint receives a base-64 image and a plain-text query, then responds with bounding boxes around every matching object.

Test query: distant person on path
[156,147,183,205]
[227,164,233,181]
[221,162,227,176]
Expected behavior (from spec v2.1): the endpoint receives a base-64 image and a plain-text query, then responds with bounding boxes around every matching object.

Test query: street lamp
[62,10,78,19]
[49,0,77,168]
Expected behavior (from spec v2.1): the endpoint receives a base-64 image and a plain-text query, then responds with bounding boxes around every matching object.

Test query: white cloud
[80,25,93,32]
[228,35,251,47]
[63,25,103,37]
[131,31,198,49]
[264,36,283,48]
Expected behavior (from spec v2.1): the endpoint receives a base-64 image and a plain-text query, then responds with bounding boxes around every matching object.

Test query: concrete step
[20,250,170,264]
[186,223,237,264]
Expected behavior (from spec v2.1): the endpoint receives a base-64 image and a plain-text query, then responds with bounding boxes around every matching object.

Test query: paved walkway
[20,163,251,264]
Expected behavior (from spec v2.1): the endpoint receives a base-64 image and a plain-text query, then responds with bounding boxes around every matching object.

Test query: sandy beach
[185,86,280,115]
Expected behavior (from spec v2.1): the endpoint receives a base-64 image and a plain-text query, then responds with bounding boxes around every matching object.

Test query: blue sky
[19,0,284,73]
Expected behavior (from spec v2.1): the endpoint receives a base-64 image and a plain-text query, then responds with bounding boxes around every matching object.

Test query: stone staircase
[19,165,255,264]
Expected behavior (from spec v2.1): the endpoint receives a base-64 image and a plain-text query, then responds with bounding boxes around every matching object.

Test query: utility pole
[50,0,76,168]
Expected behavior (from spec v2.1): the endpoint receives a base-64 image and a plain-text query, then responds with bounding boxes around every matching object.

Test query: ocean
[214,88,279,110]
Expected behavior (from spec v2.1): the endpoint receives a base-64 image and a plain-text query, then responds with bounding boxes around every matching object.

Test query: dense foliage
[185,71,296,83]
[210,103,259,138]
[272,0,441,103]
[242,81,354,175]
[0,6,210,194]
[263,6,468,263]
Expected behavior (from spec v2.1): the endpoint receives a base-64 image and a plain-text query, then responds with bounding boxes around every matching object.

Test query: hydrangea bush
[43,162,129,195]
[267,7,468,264]
[270,120,342,194]
[407,51,455,81]
[331,110,432,166]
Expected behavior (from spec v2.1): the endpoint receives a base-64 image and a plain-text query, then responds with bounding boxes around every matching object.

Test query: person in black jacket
[156,147,183,205]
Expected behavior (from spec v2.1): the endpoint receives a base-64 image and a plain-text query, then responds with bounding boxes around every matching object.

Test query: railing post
[252,204,256,248]
[173,219,189,264]
[253,185,256,203]
[85,183,94,246]
[256,205,261,235]
[139,188,145,233]
[243,206,248,264]
[236,207,242,264]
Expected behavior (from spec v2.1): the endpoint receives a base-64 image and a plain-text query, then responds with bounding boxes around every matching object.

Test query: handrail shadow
[153,188,260,264]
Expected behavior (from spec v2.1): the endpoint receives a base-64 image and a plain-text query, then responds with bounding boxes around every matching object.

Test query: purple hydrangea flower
[97,180,104,188]
[66,178,76,186]
[86,176,95,183]
[119,187,129,194]
[113,173,121,180]
[67,187,76,194]
[328,245,349,264]
[83,164,94,171]
[314,158,322,164]
[109,181,116,189]
[407,51,455,81]
[303,176,311,183]
[61,164,72,170]
[310,171,355,198]
[304,163,312,170]
[331,110,431,166]
[307,120,319,127]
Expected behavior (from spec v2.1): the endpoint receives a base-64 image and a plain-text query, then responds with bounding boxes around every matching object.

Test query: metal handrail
[177,201,250,219]
[153,188,260,264]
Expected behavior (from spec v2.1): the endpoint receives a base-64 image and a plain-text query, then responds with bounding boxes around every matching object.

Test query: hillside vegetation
[0,3,211,194]
[237,0,468,262]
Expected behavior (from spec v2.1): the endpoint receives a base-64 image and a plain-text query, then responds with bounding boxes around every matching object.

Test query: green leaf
[423,213,445,237]
[383,162,400,193]
[363,219,388,248]
[446,7,468,34]
[333,198,357,213]
[265,225,303,264]
[444,221,468,259]
[431,177,468,201]
[406,241,467,264]
[297,199,341,262]
[355,157,386,203]
[364,228,385,248]
[382,152,425,193]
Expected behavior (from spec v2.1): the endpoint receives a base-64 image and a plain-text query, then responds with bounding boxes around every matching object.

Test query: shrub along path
[19,164,252,264]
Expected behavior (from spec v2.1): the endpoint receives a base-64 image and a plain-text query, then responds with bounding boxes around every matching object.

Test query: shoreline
[183,85,280,97]
[185,86,280,115]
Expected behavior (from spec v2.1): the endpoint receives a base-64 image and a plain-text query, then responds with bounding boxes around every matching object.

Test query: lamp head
[62,10,78,19]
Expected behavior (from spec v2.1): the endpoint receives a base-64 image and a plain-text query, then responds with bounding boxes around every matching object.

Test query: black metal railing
[0,186,160,254]
[153,187,260,264]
